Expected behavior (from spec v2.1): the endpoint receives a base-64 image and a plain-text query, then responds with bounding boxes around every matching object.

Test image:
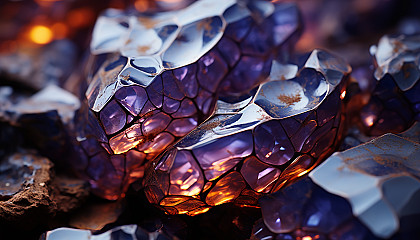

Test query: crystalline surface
[361,34,420,136]
[144,49,350,214]
[309,134,420,239]
[251,132,420,239]
[79,0,303,200]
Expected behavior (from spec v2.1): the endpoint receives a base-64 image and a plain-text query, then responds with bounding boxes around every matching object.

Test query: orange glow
[364,115,375,127]
[135,0,149,12]
[188,207,210,216]
[340,90,346,99]
[35,0,63,7]
[51,22,68,39]
[67,8,94,28]
[302,236,312,240]
[29,25,53,44]
[135,0,186,11]
[297,169,310,177]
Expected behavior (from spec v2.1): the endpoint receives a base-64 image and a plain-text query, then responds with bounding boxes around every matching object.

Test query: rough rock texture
[0,153,55,227]
[50,176,90,213]
[0,153,89,230]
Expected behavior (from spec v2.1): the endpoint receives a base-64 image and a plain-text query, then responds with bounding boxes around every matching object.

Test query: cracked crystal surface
[77,0,302,199]
[144,49,351,215]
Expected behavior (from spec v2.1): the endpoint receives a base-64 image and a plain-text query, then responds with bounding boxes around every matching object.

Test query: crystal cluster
[360,34,420,136]
[77,0,302,199]
[143,49,350,215]
[252,132,420,240]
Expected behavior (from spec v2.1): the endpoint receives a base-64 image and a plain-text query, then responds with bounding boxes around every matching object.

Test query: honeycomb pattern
[77,0,302,199]
[143,50,351,215]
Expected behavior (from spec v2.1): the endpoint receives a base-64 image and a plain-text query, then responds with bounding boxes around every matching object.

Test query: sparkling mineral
[143,49,351,215]
[78,0,302,200]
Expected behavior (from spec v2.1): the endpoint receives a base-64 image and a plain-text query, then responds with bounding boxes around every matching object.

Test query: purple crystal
[240,21,274,56]
[166,118,197,137]
[173,64,198,98]
[99,100,126,135]
[144,49,349,214]
[240,156,281,192]
[172,98,197,118]
[253,177,376,240]
[290,116,318,152]
[115,86,147,115]
[224,16,252,42]
[197,50,228,93]
[86,151,110,181]
[217,38,240,67]
[168,150,204,196]
[193,131,253,180]
[141,112,171,136]
[195,89,213,114]
[81,0,303,200]
[162,71,185,100]
[146,77,163,108]
[163,96,180,114]
[359,34,420,136]
[254,121,294,166]
[220,56,271,96]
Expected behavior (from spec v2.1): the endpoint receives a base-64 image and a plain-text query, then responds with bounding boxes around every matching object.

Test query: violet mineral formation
[252,132,420,240]
[360,34,420,136]
[143,49,351,215]
[76,0,302,200]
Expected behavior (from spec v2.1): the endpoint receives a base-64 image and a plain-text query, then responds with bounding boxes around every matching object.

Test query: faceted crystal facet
[99,100,126,135]
[168,150,204,196]
[240,156,281,192]
[144,49,350,214]
[252,132,420,240]
[360,34,420,136]
[80,0,304,200]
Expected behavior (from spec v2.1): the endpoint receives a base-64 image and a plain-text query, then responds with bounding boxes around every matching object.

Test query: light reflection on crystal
[169,150,204,196]
[81,0,305,200]
[193,131,253,180]
[206,172,246,206]
[109,124,143,154]
[241,156,281,192]
[144,48,350,213]
[99,100,126,135]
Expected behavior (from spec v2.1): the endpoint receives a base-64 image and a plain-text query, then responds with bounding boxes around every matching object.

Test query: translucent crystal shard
[144,49,350,214]
[78,0,303,200]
